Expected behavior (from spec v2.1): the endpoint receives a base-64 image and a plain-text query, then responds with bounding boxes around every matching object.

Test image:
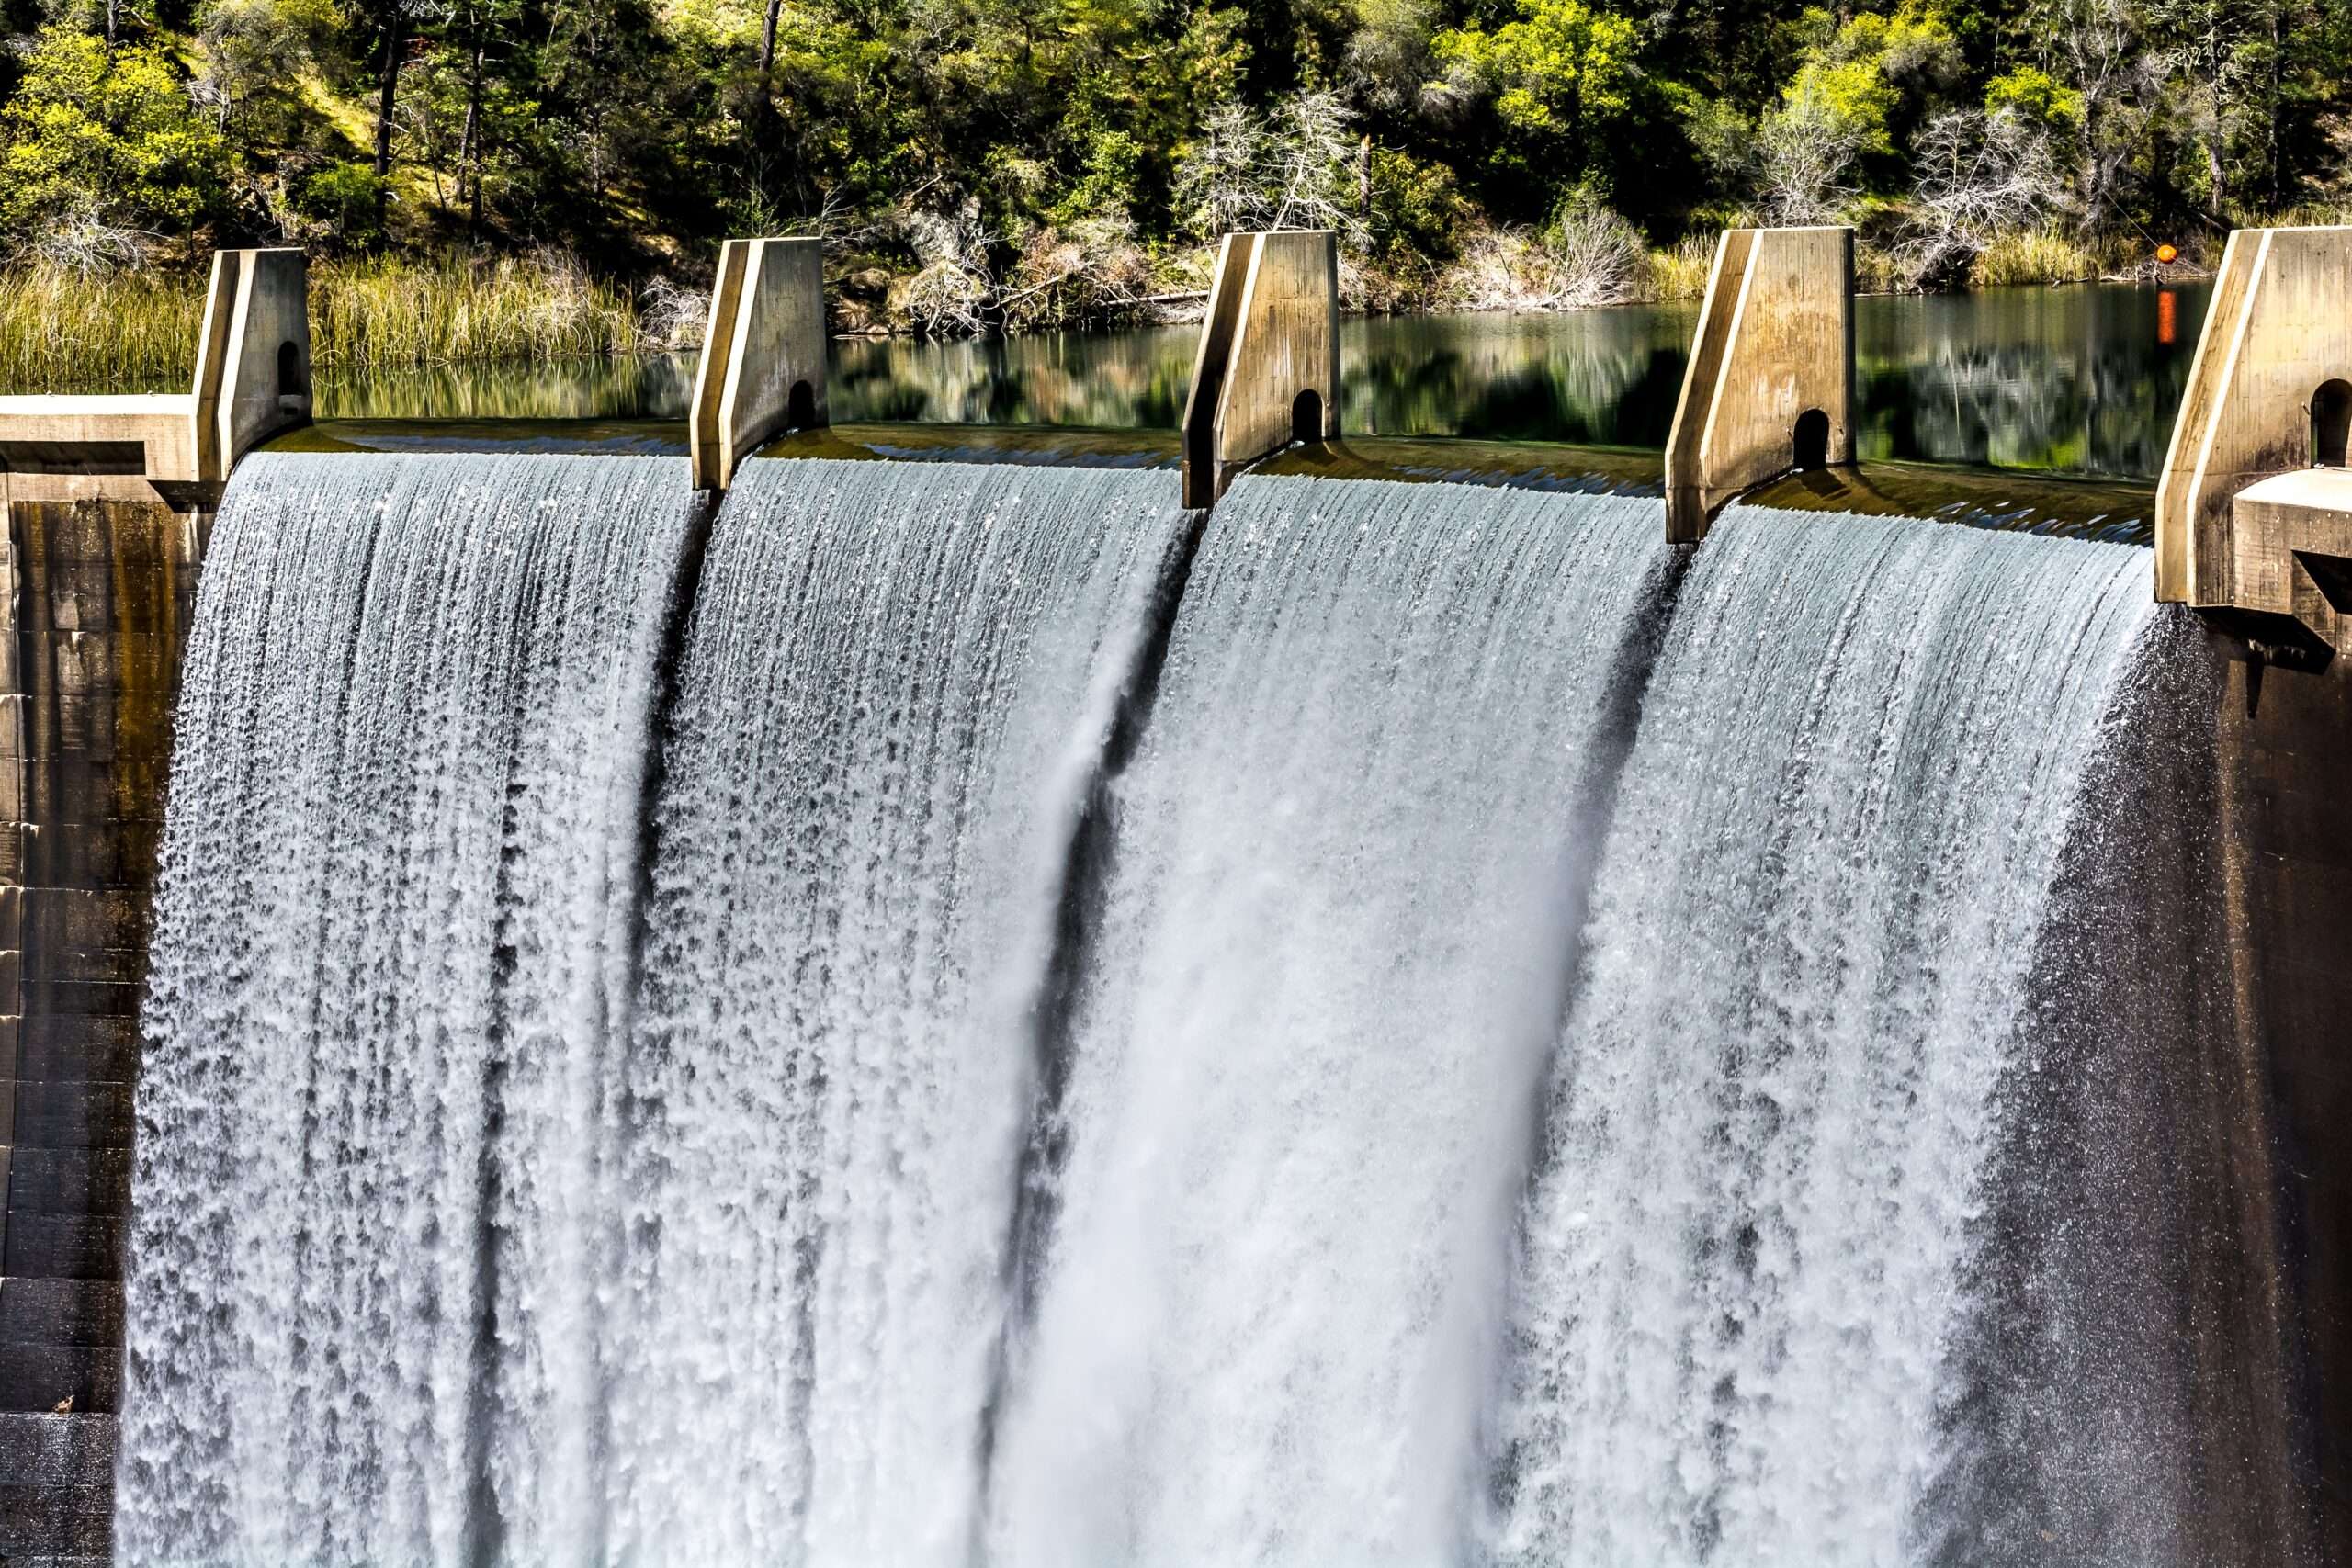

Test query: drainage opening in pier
[277,340,307,411]
[787,378,818,431]
[1292,389,1325,446]
[1792,408,1830,471]
[2312,378,2351,467]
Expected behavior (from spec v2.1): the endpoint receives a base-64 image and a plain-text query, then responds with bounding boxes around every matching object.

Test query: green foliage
[195,0,341,143]
[1363,146,1468,261]
[0,28,231,233]
[1779,6,1960,157]
[292,158,388,244]
[0,0,2346,320]
[1053,129,1146,226]
[1984,66,2083,130]
[1432,0,1639,179]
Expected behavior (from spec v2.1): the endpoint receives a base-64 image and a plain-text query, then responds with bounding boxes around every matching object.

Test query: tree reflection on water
[317,282,2205,482]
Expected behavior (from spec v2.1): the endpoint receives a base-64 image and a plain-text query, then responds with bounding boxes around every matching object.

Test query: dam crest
[0,226,2341,1565]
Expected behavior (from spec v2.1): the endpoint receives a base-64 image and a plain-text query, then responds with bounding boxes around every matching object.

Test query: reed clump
[1970,229,2102,288]
[311,252,640,369]
[0,264,208,390]
[0,250,646,390]
[1645,235,1717,300]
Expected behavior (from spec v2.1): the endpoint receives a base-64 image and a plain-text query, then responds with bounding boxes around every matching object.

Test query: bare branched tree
[1894,107,2073,288]
[1176,102,1266,239]
[638,275,710,351]
[1754,91,1865,225]
[899,200,996,336]
[999,213,1154,331]
[2033,0,2155,223]
[2147,0,2264,216]
[1265,91,1364,236]
[1174,91,1367,244]
[1435,193,1645,311]
[13,208,156,274]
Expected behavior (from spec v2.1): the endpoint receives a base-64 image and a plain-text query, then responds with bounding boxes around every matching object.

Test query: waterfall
[606,457,1194,1565]
[984,475,1678,1563]
[118,452,697,1564]
[1491,506,2165,1564]
[120,453,2297,1565]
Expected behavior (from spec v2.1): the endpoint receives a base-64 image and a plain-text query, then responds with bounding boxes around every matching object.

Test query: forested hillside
[3,0,2349,352]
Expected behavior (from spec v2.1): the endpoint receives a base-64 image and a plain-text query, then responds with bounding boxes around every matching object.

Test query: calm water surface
[314,283,2208,480]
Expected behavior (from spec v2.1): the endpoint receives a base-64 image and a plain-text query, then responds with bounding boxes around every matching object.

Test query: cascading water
[119,452,697,1563]
[984,475,1677,1564]
[1490,505,2196,1564]
[607,457,1194,1564]
[120,452,2298,1565]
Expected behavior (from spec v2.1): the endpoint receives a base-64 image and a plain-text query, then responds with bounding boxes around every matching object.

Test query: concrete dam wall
[0,227,2346,1563]
[0,497,199,1562]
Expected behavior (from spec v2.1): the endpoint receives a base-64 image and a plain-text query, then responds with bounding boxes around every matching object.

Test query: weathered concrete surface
[690,237,827,491]
[192,248,311,485]
[0,251,279,1565]
[1665,226,1853,544]
[1180,230,1339,508]
[2157,227,2352,635]
[0,499,201,1564]
[0,401,199,506]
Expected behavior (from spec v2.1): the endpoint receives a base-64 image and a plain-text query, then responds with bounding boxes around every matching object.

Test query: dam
[0,226,2343,1565]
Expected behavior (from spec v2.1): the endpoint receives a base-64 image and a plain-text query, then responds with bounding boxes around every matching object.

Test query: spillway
[115,457,2300,1564]
[1491,507,2280,1563]
[608,457,1193,1562]
[984,475,1676,1562]
[117,452,698,1562]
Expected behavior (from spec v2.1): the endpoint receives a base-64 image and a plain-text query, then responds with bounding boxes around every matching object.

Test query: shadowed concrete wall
[0,499,201,1565]
[2218,644,2352,1560]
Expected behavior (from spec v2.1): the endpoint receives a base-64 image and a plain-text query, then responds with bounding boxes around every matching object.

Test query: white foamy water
[1492,505,2156,1567]
[122,456,2274,1565]
[119,452,696,1563]
[606,457,1193,1566]
[986,476,1676,1565]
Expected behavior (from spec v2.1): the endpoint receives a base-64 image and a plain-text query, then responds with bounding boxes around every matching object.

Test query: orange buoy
[2155,243,2179,265]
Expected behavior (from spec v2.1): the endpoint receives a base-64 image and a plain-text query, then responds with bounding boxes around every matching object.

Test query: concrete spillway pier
[2157,225,2352,651]
[1664,225,1854,544]
[1181,230,1340,508]
[690,235,828,492]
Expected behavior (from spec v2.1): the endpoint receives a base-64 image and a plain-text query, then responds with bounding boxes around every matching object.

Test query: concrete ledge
[0,248,309,500]
[2228,468,2352,647]
[1665,226,1853,544]
[1181,230,1339,508]
[689,236,827,491]
[2157,226,2352,642]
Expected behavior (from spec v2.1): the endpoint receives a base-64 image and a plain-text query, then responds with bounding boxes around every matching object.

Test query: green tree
[0,27,231,238]
[1984,64,2084,130]
[1432,0,1641,185]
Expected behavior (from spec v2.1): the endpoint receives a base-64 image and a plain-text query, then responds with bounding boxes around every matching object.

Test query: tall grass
[0,265,208,391]
[311,252,639,369]
[1970,229,2102,288]
[1645,235,1717,300]
[0,251,647,391]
